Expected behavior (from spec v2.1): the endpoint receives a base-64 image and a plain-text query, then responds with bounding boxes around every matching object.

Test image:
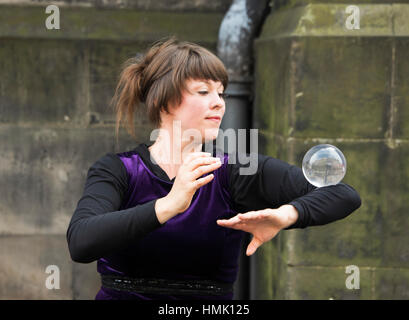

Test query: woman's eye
[198,91,228,99]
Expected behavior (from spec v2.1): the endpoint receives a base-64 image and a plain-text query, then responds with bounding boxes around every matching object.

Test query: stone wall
[0,0,230,299]
[2,0,409,300]
[252,2,409,299]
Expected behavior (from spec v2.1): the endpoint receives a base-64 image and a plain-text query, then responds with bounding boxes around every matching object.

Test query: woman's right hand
[155,152,222,224]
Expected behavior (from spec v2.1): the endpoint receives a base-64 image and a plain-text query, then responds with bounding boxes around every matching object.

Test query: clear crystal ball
[302,144,347,188]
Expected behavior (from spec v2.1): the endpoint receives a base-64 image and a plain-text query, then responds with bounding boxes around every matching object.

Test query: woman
[66,37,362,300]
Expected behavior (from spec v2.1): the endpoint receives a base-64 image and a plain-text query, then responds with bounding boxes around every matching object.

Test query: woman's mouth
[205,116,221,123]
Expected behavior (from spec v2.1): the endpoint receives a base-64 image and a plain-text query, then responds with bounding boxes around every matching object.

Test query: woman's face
[166,78,226,143]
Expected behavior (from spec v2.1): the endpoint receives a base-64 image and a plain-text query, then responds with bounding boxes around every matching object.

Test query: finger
[217,215,241,226]
[194,173,214,188]
[246,237,262,256]
[218,213,249,224]
[238,211,264,221]
[217,222,247,231]
[223,213,252,222]
[187,155,220,170]
[216,218,247,230]
[191,161,222,180]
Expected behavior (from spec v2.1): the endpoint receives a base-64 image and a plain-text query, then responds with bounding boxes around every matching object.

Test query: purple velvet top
[95,148,243,300]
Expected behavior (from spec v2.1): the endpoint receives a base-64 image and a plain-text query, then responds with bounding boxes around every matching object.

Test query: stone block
[72,261,100,300]
[88,41,146,122]
[285,1,409,8]
[254,36,391,139]
[260,4,400,38]
[376,143,409,267]
[0,6,223,42]
[292,37,390,140]
[0,39,88,124]
[394,4,409,36]
[394,38,409,139]
[374,268,409,299]
[0,125,153,235]
[249,237,280,300]
[0,235,72,299]
[253,38,292,138]
[276,265,372,300]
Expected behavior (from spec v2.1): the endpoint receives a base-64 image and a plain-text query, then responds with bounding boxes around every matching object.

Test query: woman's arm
[227,153,362,229]
[66,154,166,263]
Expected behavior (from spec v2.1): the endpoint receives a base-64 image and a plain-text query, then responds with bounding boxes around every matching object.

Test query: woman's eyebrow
[192,81,224,91]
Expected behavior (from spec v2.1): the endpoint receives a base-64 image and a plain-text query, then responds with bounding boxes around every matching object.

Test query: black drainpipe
[217,0,271,300]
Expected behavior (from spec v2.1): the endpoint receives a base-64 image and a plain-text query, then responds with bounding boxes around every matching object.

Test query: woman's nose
[211,92,225,108]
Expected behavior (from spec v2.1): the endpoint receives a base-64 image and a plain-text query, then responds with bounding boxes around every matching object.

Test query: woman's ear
[159,106,173,120]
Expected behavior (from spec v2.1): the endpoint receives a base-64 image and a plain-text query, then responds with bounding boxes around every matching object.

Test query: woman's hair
[111,36,229,140]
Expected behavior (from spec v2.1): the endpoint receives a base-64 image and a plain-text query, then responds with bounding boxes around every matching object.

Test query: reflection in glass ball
[302,144,347,188]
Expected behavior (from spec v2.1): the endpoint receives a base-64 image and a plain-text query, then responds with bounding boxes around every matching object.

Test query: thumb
[246,237,262,256]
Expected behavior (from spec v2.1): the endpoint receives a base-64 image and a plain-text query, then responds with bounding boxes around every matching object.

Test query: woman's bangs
[184,51,228,88]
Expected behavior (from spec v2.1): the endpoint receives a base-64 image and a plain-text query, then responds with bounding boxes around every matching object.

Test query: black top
[67,143,362,263]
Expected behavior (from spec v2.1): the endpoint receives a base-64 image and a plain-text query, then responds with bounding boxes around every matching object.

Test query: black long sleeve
[66,154,163,263]
[67,149,362,264]
[227,153,362,229]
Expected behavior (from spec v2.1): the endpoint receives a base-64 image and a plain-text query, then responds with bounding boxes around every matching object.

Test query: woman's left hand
[216,205,299,256]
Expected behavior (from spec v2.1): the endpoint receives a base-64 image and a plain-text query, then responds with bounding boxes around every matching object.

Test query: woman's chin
[203,131,219,142]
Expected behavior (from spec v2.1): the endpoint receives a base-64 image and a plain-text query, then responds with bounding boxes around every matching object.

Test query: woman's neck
[148,127,203,167]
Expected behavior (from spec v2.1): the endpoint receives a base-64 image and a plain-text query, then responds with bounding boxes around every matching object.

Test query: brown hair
[111,36,229,141]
